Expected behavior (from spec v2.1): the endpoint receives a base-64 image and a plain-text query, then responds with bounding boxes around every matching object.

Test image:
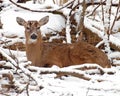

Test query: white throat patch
[28,38,37,44]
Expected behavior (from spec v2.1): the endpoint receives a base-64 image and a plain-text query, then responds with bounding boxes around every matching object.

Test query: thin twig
[110,0,120,31]
[26,78,30,96]
[87,0,106,17]
[101,0,105,24]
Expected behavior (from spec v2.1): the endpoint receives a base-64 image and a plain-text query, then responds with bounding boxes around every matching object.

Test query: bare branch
[110,0,120,31]
[101,0,105,24]
[9,0,65,17]
[77,0,87,41]
[86,1,119,7]
[87,0,106,17]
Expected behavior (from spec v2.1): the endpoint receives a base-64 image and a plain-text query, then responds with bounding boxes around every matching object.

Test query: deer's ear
[39,16,49,26]
[16,17,26,26]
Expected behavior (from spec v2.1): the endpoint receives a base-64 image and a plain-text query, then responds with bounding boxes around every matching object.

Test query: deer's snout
[30,33,37,39]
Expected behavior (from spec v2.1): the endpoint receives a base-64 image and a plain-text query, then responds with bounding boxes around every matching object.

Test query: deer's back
[41,42,111,68]
[69,42,110,68]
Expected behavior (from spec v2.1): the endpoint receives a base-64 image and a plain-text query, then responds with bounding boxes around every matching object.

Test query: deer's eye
[26,26,30,30]
[37,27,40,30]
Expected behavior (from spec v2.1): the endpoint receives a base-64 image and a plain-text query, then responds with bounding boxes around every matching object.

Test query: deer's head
[16,16,49,44]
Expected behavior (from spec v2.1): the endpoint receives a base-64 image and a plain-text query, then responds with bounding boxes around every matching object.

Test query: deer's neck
[26,39,43,66]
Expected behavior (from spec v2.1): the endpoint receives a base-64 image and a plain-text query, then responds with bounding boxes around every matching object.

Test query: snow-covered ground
[0,0,120,96]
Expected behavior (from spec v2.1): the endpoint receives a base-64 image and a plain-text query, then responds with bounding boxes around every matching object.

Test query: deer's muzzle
[30,33,37,40]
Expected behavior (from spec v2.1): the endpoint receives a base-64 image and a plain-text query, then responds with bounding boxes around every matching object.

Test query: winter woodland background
[0,0,120,96]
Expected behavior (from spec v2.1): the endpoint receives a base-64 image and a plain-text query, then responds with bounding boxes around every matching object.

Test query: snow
[0,0,120,96]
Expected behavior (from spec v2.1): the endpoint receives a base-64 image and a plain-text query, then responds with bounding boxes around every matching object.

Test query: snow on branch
[28,64,115,81]
[0,47,17,68]
[0,47,44,91]
[65,16,71,43]
[102,0,112,54]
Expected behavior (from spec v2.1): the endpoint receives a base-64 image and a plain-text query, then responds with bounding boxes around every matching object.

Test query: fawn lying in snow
[16,16,111,68]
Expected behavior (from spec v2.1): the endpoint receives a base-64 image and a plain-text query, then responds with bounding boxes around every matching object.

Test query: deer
[16,16,111,68]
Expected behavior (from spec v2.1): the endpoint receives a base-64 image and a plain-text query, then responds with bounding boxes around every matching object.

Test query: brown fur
[16,16,111,68]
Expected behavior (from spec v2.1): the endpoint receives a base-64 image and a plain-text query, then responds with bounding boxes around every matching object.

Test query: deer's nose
[30,34,37,39]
